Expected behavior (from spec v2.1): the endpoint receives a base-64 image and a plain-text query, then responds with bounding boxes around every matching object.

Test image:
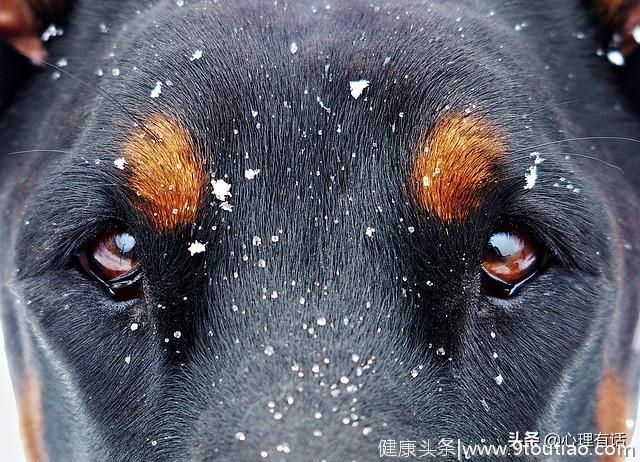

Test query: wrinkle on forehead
[412,113,505,222]
[122,114,206,232]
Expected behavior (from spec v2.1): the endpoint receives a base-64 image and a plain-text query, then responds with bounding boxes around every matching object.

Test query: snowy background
[0,326,26,462]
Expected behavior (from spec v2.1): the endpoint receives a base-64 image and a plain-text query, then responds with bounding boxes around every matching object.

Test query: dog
[1,0,640,460]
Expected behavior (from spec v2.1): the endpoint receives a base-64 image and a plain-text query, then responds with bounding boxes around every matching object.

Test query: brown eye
[481,227,545,297]
[78,229,142,299]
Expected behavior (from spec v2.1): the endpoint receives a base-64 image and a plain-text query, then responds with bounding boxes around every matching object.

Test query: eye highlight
[78,229,142,300]
[481,227,546,298]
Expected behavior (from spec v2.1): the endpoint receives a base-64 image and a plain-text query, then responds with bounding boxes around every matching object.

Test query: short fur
[1,1,639,461]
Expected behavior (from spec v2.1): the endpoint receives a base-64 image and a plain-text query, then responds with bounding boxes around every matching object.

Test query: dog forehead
[102,0,534,233]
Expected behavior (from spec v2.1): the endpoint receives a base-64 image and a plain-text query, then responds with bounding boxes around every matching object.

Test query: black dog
[1,1,640,461]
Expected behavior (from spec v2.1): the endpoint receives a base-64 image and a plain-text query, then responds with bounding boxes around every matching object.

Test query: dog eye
[78,229,142,299]
[481,227,545,298]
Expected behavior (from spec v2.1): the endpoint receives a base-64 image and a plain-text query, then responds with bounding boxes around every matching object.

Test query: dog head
[1,1,640,461]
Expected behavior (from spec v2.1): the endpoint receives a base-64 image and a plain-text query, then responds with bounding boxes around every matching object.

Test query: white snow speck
[349,79,370,99]
[41,24,63,41]
[173,331,182,339]
[633,26,640,45]
[606,49,625,66]
[524,152,544,190]
[234,432,246,441]
[124,356,131,364]
[436,347,446,356]
[211,179,232,201]
[244,169,260,180]
[188,241,207,256]
[130,323,139,331]
[365,227,375,237]
[264,345,275,356]
[251,110,259,118]
[189,49,203,61]
[114,157,127,170]
[316,316,327,326]
[150,81,163,98]
[494,374,504,386]
[289,42,299,54]
[252,236,262,246]
[220,202,233,212]
[316,96,331,113]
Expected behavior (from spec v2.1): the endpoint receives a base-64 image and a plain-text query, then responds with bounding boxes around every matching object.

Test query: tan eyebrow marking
[594,0,625,24]
[412,113,505,222]
[18,372,47,462]
[122,114,206,232]
[596,367,628,461]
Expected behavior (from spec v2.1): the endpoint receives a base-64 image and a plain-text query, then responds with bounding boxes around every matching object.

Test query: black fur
[1,1,639,461]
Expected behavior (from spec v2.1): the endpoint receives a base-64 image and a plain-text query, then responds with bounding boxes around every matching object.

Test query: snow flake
[211,179,232,201]
[494,374,504,386]
[234,432,246,441]
[188,241,207,256]
[150,81,163,98]
[41,24,63,41]
[289,42,299,54]
[606,49,625,66]
[252,236,262,246]
[244,169,260,180]
[365,227,375,237]
[349,79,370,99]
[220,202,233,212]
[114,157,127,170]
[189,49,203,61]
[524,152,544,190]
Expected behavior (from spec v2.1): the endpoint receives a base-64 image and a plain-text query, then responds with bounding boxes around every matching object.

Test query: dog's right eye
[77,229,142,300]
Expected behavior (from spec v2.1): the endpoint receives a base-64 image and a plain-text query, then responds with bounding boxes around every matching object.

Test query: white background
[0,326,26,462]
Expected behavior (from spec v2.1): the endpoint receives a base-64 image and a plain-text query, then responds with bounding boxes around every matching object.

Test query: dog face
[1,1,639,461]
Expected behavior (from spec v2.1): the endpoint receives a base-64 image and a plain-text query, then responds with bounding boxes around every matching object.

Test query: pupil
[114,232,136,255]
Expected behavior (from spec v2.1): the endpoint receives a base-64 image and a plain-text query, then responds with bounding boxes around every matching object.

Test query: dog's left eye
[78,229,142,299]
[481,227,546,298]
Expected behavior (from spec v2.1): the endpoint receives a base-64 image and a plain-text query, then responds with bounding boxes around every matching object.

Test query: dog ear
[0,0,69,65]
[592,0,640,61]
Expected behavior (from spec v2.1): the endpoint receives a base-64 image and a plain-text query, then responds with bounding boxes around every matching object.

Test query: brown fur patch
[412,113,505,222]
[122,115,206,232]
[18,373,46,462]
[0,0,45,63]
[594,0,627,24]
[595,368,628,462]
